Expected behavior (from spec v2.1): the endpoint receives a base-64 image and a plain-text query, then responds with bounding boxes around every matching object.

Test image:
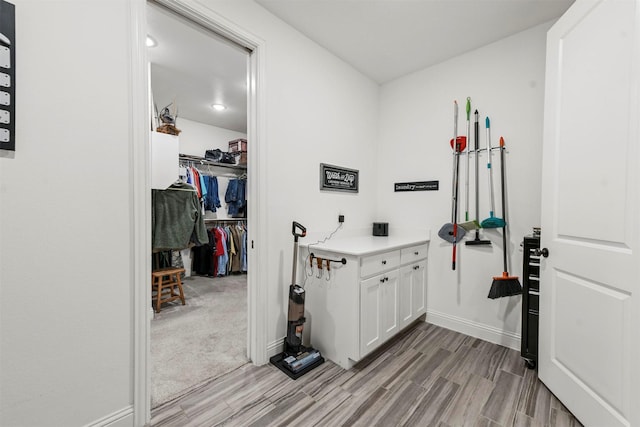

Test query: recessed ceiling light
[211,104,226,111]
[146,36,157,48]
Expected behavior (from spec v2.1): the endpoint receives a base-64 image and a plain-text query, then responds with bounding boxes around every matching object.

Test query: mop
[488,137,522,299]
[459,98,480,232]
[480,117,506,229]
[466,109,491,246]
[438,100,467,247]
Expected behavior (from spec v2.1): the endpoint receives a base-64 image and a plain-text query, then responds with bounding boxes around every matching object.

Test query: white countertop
[300,235,429,256]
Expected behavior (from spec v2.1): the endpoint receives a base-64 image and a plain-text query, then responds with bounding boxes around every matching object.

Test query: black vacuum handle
[292,221,307,241]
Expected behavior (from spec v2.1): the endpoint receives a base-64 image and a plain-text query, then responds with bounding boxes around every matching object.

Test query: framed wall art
[320,163,359,193]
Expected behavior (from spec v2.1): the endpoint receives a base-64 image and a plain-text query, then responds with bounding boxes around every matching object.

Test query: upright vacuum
[270,221,324,379]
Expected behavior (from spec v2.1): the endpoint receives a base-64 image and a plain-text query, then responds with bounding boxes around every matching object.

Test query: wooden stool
[151,267,186,312]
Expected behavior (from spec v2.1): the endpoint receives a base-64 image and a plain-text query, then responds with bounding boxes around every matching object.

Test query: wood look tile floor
[150,322,582,427]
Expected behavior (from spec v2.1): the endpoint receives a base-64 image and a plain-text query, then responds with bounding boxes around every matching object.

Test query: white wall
[0,1,135,426]
[1,1,379,424]
[177,117,246,156]
[376,22,551,347]
[0,0,553,424]
[194,1,380,349]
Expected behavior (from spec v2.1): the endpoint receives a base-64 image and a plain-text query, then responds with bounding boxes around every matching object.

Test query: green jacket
[152,182,208,250]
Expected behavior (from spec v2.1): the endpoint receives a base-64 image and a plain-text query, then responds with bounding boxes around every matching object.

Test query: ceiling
[147,0,574,133]
[257,0,574,84]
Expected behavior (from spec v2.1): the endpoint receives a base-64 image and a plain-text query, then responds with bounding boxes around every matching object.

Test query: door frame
[130,1,268,424]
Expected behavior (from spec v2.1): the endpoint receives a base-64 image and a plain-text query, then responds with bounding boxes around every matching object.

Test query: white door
[539,1,640,426]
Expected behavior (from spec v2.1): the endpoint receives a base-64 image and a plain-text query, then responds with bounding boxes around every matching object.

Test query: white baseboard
[83,406,133,427]
[267,338,284,358]
[426,309,521,351]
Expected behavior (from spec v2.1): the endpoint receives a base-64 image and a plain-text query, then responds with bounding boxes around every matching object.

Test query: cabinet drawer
[400,243,428,264]
[528,293,539,313]
[360,250,400,278]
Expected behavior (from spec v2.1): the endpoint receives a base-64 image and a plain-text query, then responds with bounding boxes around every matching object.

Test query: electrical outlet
[338,215,345,223]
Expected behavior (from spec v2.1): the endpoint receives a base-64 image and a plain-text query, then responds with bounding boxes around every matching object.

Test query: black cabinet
[521,234,540,369]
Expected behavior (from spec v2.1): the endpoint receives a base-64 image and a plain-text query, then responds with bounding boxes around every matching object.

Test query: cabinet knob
[382,260,387,265]
[413,265,419,270]
[414,251,419,255]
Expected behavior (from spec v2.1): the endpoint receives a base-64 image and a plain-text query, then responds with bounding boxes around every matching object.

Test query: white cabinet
[360,274,382,355]
[399,259,427,330]
[360,250,400,278]
[359,269,399,356]
[300,236,429,370]
[358,243,426,356]
[381,270,399,338]
[151,131,179,189]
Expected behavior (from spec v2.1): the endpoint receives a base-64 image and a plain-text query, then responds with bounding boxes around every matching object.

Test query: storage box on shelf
[228,138,247,152]
[228,138,247,165]
[299,236,429,370]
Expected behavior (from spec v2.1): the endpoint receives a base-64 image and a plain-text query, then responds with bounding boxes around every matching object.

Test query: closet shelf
[179,154,247,177]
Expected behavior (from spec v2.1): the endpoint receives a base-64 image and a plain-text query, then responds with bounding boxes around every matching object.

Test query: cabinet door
[380,270,399,339]
[411,260,427,316]
[399,260,427,328]
[360,275,382,356]
[399,264,414,329]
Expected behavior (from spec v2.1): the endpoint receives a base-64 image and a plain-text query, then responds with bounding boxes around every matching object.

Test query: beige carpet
[151,274,249,407]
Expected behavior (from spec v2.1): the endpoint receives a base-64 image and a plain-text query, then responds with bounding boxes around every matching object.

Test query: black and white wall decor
[394,181,439,192]
[320,163,359,193]
[0,0,15,151]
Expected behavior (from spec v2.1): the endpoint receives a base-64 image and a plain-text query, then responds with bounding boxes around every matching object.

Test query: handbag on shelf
[205,149,235,164]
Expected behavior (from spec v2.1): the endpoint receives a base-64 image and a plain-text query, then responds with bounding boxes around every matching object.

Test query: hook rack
[309,253,347,265]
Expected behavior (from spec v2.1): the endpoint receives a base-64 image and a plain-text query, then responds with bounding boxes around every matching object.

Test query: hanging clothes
[203,175,222,212]
[241,224,248,272]
[228,225,242,273]
[225,178,246,217]
[152,182,208,250]
[191,229,216,276]
[215,227,229,277]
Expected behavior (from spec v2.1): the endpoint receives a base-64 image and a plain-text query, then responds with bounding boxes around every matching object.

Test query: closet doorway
[147,2,253,408]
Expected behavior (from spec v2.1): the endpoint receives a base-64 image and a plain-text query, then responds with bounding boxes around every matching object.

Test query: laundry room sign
[0,0,15,151]
[394,181,439,192]
[320,163,359,193]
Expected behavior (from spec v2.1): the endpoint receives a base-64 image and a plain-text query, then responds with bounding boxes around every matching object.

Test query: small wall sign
[320,163,359,193]
[0,0,15,151]
[394,181,439,192]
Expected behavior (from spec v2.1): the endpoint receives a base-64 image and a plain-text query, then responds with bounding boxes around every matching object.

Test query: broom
[488,137,522,299]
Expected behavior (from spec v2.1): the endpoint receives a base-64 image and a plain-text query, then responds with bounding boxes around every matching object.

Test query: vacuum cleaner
[269,221,324,379]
